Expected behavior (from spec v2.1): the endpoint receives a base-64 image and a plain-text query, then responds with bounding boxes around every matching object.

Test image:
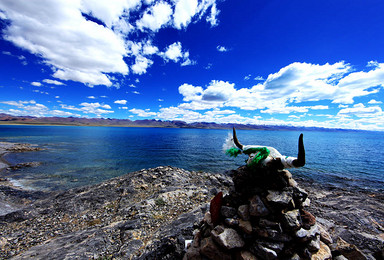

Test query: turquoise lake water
[0,125,383,192]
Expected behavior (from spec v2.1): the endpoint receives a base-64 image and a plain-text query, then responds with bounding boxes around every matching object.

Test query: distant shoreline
[0,113,370,132]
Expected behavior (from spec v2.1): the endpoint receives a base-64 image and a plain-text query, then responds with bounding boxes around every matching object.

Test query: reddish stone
[210,192,223,226]
[301,209,316,228]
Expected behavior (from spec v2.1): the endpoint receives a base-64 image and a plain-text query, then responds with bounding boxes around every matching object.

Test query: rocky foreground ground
[0,142,383,259]
[0,166,233,259]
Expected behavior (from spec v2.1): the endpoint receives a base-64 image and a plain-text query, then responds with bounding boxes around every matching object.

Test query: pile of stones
[184,166,333,260]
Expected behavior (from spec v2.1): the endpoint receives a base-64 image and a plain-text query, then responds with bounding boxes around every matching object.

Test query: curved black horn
[293,133,305,167]
[232,127,243,150]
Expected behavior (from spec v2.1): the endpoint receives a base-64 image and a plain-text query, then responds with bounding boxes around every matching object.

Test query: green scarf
[225,147,242,157]
[244,147,270,167]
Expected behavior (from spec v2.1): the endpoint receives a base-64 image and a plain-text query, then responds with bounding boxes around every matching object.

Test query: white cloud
[0,0,219,85]
[244,74,251,80]
[114,99,127,105]
[142,41,159,55]
[80,0,141,28]
[61,102,113,116]
[179,80,235,103]
[333,63,384,104]
[162,42,183,62]
[310,105,329,110]
[217,45,228,52]
[206,3,219,27]
[159,42,195,66]
[261,105,309,114]
[53,68,114,87]
[129,108,157,117]
[31,82,42,87]
[1,100,37,108]
[131,55,153,75]
[368,99,382,104]
[51,110,78,117]
[87,96,96,99]
[337,103,383,118]
[43,79,65,85]
[173,0,198,29]
[33,90,49,95]
[136,1,173,32]
[254,76,265,81]
[132,91,140,95]
[177,62,384,117]
[179,83,203,102]
[0,0,129,87]
[156,106,203,122]
[0,100,65,117]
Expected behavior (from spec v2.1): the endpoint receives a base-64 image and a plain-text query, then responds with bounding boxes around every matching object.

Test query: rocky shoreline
[296,177,384,258]
[0,142,383,259]
[0,142,47,216]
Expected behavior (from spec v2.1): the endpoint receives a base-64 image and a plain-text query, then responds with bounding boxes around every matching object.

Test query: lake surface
[0,125,383,192]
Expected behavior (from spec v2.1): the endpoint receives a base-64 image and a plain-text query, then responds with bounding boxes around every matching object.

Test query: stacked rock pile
[184,166,333,260]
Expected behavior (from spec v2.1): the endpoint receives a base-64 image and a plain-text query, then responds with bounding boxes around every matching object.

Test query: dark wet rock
[251,243,278,260]
[249,194,270,216]
[7,162,42,170]
[224,217,239,227]
[282,209,302,230]
[266,189,294,208]
[253,226,292,242]
[220,206,237,218]
[238,204,250,220]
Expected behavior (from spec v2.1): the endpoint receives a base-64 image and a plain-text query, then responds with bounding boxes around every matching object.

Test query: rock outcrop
[184,166,368,260]
[0,166,232,259]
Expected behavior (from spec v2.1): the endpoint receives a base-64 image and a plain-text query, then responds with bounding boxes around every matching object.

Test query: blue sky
[1,0,384,130]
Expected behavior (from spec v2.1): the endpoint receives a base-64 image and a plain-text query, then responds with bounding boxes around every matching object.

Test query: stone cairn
[184,166,333,260]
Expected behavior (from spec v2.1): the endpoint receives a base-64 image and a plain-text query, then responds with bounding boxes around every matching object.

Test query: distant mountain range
[0,113,354,132]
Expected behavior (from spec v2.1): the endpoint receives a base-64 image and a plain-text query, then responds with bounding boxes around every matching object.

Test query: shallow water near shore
[0,125,383,192]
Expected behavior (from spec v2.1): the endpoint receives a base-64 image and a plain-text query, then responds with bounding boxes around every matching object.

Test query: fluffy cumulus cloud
[0,100,79,117]
[216,45,228,52]
[114,99,127,105]
[160,42,194,65]
[129,108,157,117]
[176,61,384,114]
[0,0,219,86]
[136,1,173,31]
[337,103,383,118]
[60,102,114,116]
[154,61,384,130]
[43,79,65,85]
[31,82,42,87]
[173,0,198,29]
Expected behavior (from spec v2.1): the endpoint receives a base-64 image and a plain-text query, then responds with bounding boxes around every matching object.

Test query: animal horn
[293,133,305,167]
[232,127,243,150]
